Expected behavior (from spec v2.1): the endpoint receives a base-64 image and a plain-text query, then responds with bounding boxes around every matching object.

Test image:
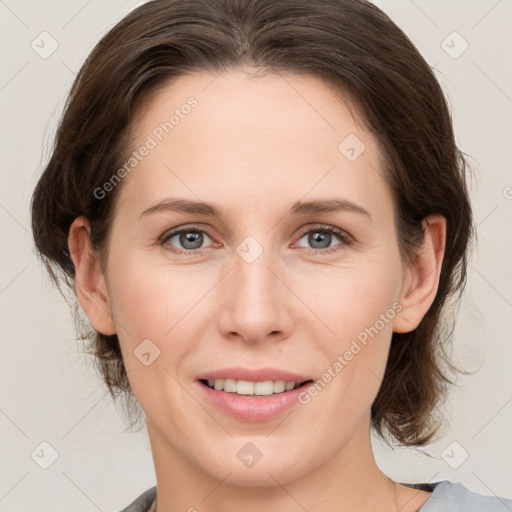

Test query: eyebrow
[139,197,371,220]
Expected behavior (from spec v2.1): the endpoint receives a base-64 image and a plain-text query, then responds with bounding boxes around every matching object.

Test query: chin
[217,464,303,488]
[199,445,315,488]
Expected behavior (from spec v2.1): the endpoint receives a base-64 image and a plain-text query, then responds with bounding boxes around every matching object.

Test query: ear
[393,214,446,334]
[68,216,116,335]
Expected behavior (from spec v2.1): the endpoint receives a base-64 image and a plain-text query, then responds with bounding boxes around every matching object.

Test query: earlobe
[68,216,117,336]
[392,214,447,334]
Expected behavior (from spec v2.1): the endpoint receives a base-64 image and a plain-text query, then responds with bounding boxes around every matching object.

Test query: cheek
[298,260,401,343]
[296,260,401,402]
[107,253,204,342]
[105,256,203,421]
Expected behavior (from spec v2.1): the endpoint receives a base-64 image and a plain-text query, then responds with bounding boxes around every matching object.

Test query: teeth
[207,379,300,395]
[224,379,237,393]
[254,381,273,395]
[237,380,255,395]
[285,381,295,391]
[273,380,286,393]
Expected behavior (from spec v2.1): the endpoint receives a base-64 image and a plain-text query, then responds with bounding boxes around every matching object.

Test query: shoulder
[118,485,157,512]
[408,480,512,511]
[118,481,512,512]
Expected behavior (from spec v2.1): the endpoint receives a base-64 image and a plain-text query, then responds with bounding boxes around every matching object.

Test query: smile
[199,378,313,396]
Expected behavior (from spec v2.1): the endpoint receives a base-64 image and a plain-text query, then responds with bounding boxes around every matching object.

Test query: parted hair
[31,0,474,446]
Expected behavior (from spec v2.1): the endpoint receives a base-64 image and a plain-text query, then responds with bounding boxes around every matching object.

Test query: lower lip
[196,381,313,421]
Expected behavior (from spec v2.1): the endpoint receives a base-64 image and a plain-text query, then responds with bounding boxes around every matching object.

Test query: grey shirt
[119,480,512,512]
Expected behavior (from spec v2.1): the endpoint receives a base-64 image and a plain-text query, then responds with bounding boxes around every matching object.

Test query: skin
[68,67,446,512]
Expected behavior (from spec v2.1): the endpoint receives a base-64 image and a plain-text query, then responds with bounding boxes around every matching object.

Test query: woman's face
[97,68,416,484]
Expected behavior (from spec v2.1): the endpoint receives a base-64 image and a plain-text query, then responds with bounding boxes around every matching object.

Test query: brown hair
[31,0,474,446]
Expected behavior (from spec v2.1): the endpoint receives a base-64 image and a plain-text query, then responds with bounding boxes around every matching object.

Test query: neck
[147,418,404,512]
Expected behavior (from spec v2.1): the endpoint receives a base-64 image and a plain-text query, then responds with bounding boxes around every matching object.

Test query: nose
[217,243,295,345]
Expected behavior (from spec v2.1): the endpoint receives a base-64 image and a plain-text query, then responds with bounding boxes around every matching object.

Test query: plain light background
[0,0,511,510]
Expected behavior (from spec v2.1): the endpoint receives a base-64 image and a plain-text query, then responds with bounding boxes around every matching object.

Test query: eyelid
[160,223,212,237]
[295,223,353,243]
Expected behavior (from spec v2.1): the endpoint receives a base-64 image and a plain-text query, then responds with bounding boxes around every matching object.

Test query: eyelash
[159,223,353,256]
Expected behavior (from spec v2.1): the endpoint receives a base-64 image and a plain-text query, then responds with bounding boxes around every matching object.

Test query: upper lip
[197,367,312,383]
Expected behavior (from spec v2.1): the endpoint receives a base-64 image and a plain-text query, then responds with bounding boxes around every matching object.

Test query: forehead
[118,67,391,221]
[133,67,371,153]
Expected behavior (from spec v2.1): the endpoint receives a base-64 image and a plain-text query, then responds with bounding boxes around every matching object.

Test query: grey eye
[167,229,212,250]
[296,230,340,250]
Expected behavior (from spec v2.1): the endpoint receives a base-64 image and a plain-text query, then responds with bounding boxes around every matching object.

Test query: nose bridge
[217,235,292,342]
[235,243,276,299]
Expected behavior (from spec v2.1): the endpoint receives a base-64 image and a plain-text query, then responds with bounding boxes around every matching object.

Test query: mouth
[195,368,316,420]
[198,378,314,397]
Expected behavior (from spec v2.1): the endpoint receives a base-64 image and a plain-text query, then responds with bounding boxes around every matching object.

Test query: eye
[160,223,353,256]
[295,225,353,254]
[161,225,215,254]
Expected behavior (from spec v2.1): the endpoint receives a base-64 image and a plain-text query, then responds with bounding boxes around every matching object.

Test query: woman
[30,0,512,511]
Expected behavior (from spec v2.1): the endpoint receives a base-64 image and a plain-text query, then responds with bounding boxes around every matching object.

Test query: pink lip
[196,380,314,421]
[197,367,311,383]
[195,367,314,422]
